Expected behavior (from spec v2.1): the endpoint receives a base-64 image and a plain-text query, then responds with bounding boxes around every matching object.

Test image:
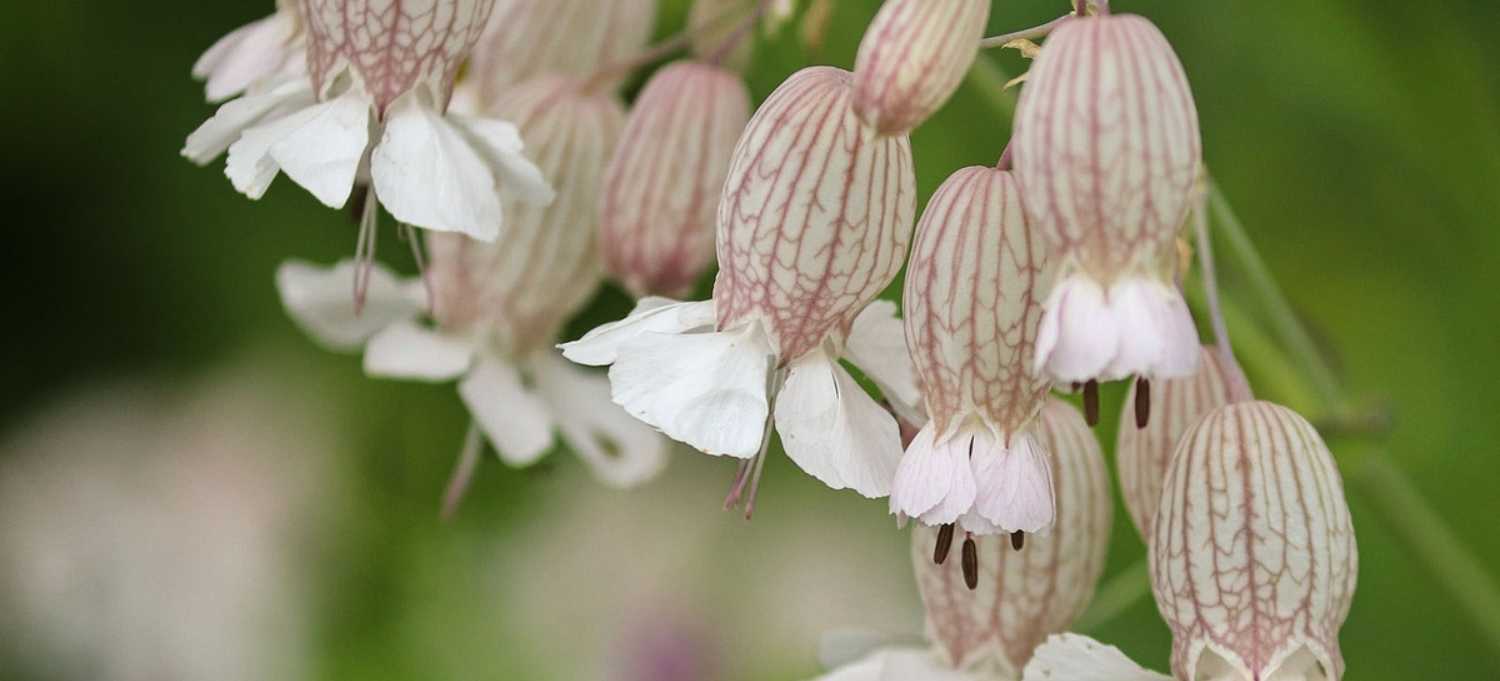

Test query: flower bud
[468,0,657,103]
[714,66,916,363]
[892,166,1056,535]
[913,399,1111,676]
[1117,346,1249,538]
[851,0,989,136]
[304,0,496,115]
[688,0,756,72]
[429,76,626,355]
[1151,401,1358,681]
[600,61,751,298]
[1013,14,1203,384]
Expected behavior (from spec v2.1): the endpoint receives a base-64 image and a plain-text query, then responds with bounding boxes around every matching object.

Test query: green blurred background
[2,0,1498,679]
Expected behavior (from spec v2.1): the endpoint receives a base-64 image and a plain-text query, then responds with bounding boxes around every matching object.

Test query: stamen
[400,222,435,317]
[741,443,769,520]
[439,424,484,521]
[1083,379,1100,426]
[1071,381,1081,393]
[1010,531,1025,551]
[933,523,956,565]
[1135,377,1151,428]
[722,458,753,510]
[961,534,979,590]
[352,188,380,314]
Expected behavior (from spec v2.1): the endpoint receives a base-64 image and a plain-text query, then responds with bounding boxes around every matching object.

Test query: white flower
[183,0,552,244]
[564,67,920,507]
[277,259,667,491]
[191,0,306,102]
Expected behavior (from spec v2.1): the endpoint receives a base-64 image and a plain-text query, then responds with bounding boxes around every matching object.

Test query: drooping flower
[892,166,1056,536]
[277,77,665,496]
[184,0,552,244]
[1116,345,1249,538]
[465,0,658,103]
[599,61,751,298]
[687,0,758,72]
[1013,12,1202,386]
[191,0,306,103]
[850,0,990,136]
[563,66,919,507]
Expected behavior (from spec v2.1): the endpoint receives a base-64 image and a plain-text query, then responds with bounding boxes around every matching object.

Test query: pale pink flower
[892,166,1055,535]
[599,61,751,298]
[184,0,552,243]
[851,0,990,136]
[1013,13,1202,385]
[564,67,919,503]
[191,0,306,102]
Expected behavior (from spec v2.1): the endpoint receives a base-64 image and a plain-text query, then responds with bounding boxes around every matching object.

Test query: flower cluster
[182,2,1361,678]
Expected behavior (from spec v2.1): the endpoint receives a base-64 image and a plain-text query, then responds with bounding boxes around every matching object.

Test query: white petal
[971,429,1056,534]
[890,424,977,524]
[843,300,923,420]
[193,20,256,80]
[183,80,313,165]
[608,324,772,458]
[196,13,295,102]
[370,94,504,241]
[227,89,369,205]
[1022,634,1171,681]
[449,113,555,205]
[458,356,556,466]
[775,347,904,498]
[1105,278,1201,380]
[1036,274,1118,383]
[530,352,668,488]
[362,320,475,381]
[559,298,716,366]
[275,259,424,351]
[816,648,977,681]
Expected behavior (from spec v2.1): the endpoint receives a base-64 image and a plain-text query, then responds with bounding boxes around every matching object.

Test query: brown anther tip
[1070,381,1082,393]
[934,523,956,565]
[961,536,979,590]
[1135,377,1151,429]
[1083,380,1101,426]
[1010,531,1025,551]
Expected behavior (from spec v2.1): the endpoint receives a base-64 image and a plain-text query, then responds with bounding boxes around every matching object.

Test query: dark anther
[1083,380,1101,426]
[1070,381,1082,393]
[1010,531,1025,551]
[961,536,979,590]
[1135,377,1152,429]
[934,523,956,565]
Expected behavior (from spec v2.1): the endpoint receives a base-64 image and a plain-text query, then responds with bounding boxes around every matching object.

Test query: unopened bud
[851,0,990,136]
[1151,401,1357,681]
[467,0,657,104]
[600,61,751,298]
[914,399,1112,677]
[714,66,916,362]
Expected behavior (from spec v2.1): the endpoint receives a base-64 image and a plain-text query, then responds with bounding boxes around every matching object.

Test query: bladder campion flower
[851,0,990,136]
[191,0,305,103]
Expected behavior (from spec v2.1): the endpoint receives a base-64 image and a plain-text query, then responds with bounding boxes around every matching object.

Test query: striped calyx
[600,61,750,298]
[851,0,990,136]
[467,0,657,104]
[1013,13,1201,282]
[713,66,916,363]
[304,0,496,115]
[1117,346,1249,538]
[914,399,1111,676]
[1151,402,1358,681]
[428,76,625,356]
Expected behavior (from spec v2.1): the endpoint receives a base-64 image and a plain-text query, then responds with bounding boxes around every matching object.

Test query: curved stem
[978,14,1072,50]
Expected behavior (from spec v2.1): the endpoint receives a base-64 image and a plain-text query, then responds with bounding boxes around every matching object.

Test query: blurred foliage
[2,0,1498,679]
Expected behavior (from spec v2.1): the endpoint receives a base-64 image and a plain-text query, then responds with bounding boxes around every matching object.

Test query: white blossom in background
[893,166,1056,536]
[564,66,919,506]
[184,0,552,244]
[465,0,658,104]
[599,61,751,298]
[850,0,990,136]
[1013,13,1202,385]
[0,368,337,681]
[1116,345,1249,538]
[279,77,666,493]
[191,0,306,102]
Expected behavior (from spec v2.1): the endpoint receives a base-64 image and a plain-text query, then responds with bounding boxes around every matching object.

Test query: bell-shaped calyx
[304,0,496,115]
[892,166,1057,535]
[913,399,1112,677]
[466,0,658,103]
[1151,401,1358,681]
[600,61,751,298]
[1013,13,1202,384]
[850,0,990,136]
[1117,345,1250,539]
